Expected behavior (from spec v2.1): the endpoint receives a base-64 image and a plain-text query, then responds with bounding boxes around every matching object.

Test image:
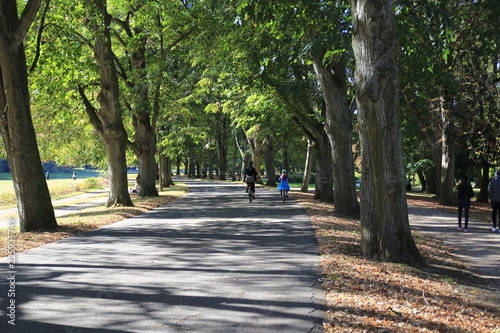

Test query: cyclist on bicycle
[243,162,258,199]
[277,169,290,198]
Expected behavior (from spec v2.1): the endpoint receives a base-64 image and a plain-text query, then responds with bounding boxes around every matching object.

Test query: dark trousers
[492,201,500,228]
[458,200,471,229]
[246,182,255,192]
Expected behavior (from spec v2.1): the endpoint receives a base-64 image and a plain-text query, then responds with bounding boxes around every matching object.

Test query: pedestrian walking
[489,169,500,233]
[457,175,474,232]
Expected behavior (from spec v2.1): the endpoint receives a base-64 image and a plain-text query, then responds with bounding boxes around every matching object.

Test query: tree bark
[313,130,334,202]
[437,90,456,205]
[210,109,230,181]
[81,0,132,207]
[247,136,265,184]
[132,112,158,197]
[116,17,159,198]
[0,0,57,232]
[161,155,174,187]
[301,139,314,193]
[313,55,360,216]
[351,0,424,264]
[265,134,276,187]
[476,160,490,203]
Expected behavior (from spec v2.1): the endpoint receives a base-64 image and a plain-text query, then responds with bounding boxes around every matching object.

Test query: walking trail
[0,180,498,332]
[0,180,324,332]
[408,204,500,305]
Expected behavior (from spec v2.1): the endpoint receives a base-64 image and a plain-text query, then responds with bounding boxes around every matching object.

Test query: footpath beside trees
[0,0,57,231]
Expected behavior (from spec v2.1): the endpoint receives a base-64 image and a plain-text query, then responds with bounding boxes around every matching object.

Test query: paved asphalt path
[408,205,500,305]
[0,180,325,332]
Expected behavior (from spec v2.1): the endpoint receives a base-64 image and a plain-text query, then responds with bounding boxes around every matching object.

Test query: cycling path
[0,180,325,332]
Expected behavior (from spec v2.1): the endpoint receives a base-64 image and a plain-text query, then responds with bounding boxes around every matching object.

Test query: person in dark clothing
[457,175,474,232]
[243,162,259,199]
[489,170,500,233]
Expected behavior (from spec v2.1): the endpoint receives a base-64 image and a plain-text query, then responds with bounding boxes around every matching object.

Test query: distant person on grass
[456,175,474,233]
[489,170,500,233]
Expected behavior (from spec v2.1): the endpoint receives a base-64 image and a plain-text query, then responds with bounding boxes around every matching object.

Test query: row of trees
[0,0,498,264]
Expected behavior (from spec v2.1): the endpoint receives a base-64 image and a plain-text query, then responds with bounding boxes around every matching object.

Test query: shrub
[82,177,100,189]
[0,192,16,205]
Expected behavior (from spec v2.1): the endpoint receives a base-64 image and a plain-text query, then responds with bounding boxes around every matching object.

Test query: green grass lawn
[0,169,103,193]
[289,182,315,189]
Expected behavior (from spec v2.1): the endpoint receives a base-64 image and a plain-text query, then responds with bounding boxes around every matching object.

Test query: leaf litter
[293,191,500,333]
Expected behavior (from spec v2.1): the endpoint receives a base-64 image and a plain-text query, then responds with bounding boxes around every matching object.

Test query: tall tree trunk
[301,139,314,193]
[209,108,230,181]
[265,134,276,187]
[216,136,228,180]
[416,170,427,193]
[313,131,334,202]
[476,159,490,203]
[438,90,456,205]
[0,0,57,232]
[80,0,132,207]
[235,131,250,180]
[351,0,424,264]
[127,39,158,197]
[207,148,214,179]
[176,157,181,175]
[313,55,360,216]
[248,136,265,184]
[188,159,195,178]
[133,112,158,197]
[232,138,238,181]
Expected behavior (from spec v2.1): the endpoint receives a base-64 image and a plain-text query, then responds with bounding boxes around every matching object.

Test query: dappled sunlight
[293,191,499,332]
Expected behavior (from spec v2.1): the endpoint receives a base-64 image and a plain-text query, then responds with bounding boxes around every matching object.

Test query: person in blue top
[277,169,290,198]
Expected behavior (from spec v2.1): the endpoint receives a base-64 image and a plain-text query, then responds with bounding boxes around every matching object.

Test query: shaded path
[0,180,325,332]
[409,205,500,305]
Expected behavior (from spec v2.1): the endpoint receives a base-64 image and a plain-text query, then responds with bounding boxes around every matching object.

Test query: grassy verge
[0,184,187,257]
[0,177,108,206]
[292,191,499,332]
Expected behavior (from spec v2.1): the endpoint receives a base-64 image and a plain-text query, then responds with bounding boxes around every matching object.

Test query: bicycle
[248,185,255,203]
[280,188,288,202]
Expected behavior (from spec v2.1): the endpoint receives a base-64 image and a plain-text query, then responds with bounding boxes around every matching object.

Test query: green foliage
[82,177,100,188]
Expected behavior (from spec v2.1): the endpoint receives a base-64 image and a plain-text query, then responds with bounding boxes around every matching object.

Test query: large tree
[351,0,424,264]
[0,0,57,231]
[79,0,132,207]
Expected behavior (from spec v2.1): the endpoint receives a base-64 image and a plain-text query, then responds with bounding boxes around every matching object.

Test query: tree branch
[15,0,42,47]
[29,0,51,73]
[77,84,104,134]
